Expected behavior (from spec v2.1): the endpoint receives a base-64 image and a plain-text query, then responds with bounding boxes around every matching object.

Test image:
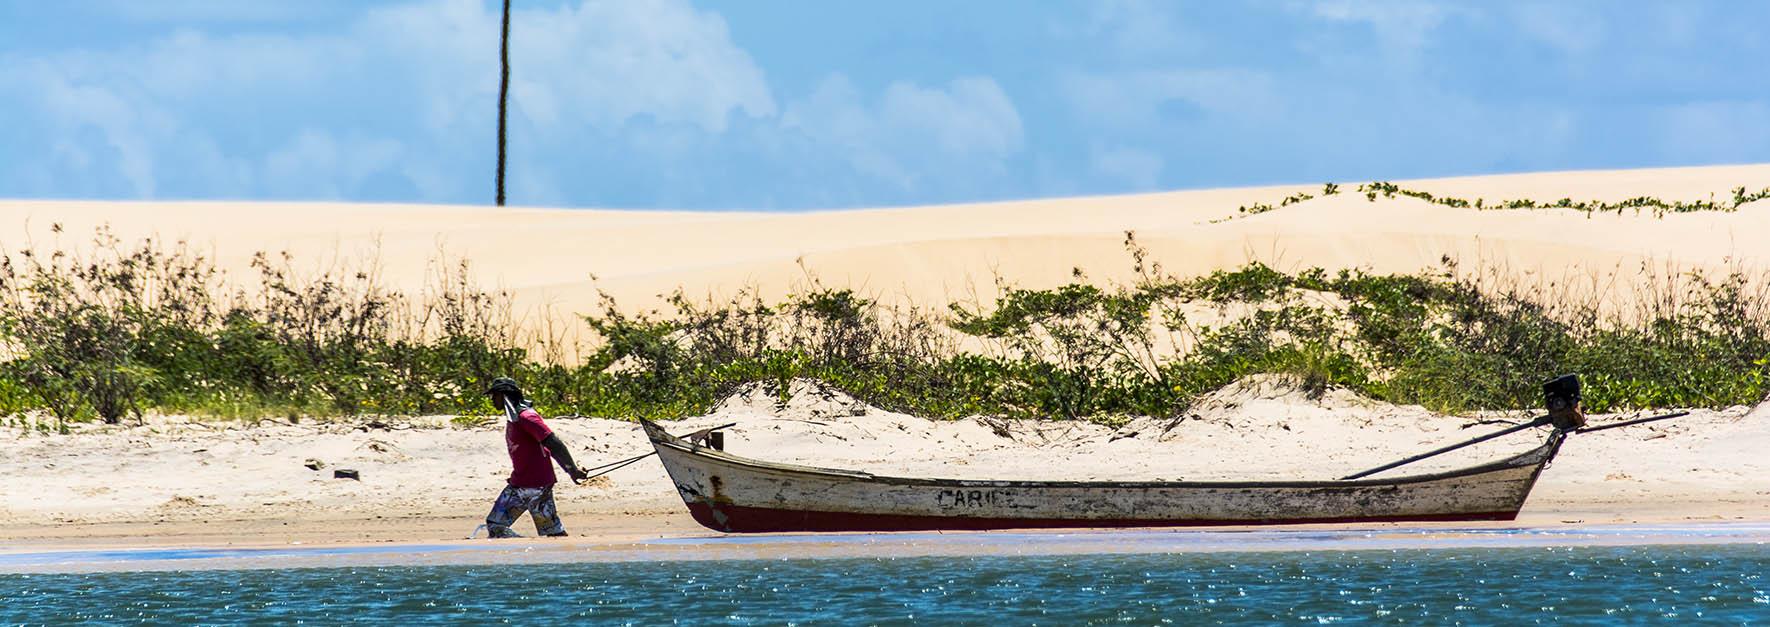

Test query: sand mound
[1744,394,1770,423]
[1188,374,1366,411]
[1186,374,1401,423]
[7,164,1769,340]
[709,379,877,419]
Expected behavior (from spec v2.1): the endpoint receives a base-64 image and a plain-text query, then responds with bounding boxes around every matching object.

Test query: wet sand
[6,520,1769,574]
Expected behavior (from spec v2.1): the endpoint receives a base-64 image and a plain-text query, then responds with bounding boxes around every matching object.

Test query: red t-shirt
[505,408,557,488]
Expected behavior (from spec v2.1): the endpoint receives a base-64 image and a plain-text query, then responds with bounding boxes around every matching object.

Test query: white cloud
[1304,0,1461,58]
[86,0,345,24]
[0,0,781,203]
[512,0,776,133]
[881,78,1023,158]
[1658,101,1770,164]
[2,0,1025,207]
[1070,0,1198,58]
[782,75,1023,192]
[1505,2,1604,55]
[11,59,164,196]
[263,130,405,200]
[357,0,775,135]
[1,18,370,198]
[1061,68,1277,131]
[1090,145,1163,189]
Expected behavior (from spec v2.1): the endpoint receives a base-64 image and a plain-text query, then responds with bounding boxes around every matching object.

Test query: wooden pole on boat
[1340,416,1551,481]
[1339,409,1694,480]
[1575,411,1689,434]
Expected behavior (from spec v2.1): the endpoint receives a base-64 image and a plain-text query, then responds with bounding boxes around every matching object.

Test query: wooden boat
[640,420,1568,533]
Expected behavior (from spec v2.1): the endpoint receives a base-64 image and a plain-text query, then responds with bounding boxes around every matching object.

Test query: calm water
[4,544,1768,624]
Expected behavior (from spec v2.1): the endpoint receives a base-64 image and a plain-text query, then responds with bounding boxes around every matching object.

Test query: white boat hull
[643,421,1563,533]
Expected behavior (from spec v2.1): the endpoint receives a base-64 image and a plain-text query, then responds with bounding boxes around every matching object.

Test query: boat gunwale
[640,420,1565,490]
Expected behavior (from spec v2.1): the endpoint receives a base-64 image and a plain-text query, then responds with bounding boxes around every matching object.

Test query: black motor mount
[1543,374,1586,430]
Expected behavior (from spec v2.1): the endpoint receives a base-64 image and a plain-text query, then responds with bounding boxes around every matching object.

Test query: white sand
[3,378,1765,548]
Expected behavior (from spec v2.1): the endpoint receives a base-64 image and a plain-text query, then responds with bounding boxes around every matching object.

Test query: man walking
[483,377,589,538]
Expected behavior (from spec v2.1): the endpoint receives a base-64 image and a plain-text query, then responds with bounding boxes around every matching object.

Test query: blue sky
[3,0,1767,210]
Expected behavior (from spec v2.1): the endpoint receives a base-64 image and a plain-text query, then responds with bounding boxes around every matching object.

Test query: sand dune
[5,164,1768,330]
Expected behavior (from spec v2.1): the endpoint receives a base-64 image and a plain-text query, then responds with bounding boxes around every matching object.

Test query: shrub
[3,224,1767,426]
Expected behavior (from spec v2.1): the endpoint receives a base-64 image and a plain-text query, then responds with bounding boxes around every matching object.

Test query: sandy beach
[4,377,1767,553]
[5,164,1770,553]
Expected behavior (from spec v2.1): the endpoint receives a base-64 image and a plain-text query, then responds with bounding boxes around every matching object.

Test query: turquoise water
[4,544,1768,624]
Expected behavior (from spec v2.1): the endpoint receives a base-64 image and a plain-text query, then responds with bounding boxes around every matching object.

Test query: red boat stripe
[685,502,1520,533]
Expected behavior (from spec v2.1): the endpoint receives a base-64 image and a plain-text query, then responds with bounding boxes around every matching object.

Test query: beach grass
[3,224,1768,427]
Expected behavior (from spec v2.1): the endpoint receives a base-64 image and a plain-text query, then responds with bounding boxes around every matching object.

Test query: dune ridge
[5,164,1768,328]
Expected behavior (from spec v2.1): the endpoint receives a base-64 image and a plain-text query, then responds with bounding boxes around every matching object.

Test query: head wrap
[485,377,530,422]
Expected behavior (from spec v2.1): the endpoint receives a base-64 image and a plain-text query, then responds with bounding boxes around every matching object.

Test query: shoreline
[7,517,1770,574]
[10,496,1769,556]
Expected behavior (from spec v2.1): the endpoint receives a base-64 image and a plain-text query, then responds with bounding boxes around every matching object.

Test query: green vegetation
[1236,188,1322,215]
[1356,181,1770,216]
[1230,180,1770,219]
[3,226,1767,427]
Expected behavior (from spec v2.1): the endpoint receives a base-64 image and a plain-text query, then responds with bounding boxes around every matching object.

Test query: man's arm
[541,434,589,482]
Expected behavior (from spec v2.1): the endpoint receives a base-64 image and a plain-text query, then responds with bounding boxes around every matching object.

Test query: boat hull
[643,421,1562,533]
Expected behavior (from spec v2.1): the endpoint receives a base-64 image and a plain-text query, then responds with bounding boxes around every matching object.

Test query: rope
[571,423,737,483]
[578,452,656,482]
[579,451,655,474]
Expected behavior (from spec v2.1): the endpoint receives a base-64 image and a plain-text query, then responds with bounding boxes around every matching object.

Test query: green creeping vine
[1356,182,1770,217]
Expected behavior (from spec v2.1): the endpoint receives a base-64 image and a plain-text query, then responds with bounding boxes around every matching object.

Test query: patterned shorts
[485,485,566,538]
